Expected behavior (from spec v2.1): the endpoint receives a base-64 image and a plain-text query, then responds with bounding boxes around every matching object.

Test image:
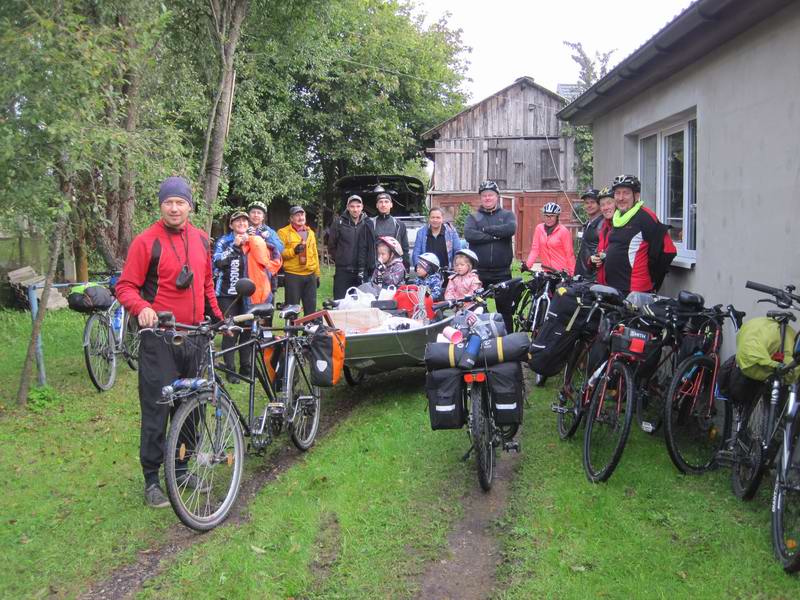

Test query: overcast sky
[414,0,695,103]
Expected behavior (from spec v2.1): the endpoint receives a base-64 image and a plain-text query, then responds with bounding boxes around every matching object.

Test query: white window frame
[638,116,697,267]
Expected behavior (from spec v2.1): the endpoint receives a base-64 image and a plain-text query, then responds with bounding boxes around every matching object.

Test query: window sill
[671,256,696,269]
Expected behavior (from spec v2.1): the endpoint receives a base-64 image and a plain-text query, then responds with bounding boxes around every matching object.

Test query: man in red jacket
[116,176,223,508]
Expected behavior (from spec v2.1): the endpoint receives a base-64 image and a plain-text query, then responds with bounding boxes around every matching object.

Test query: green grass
[494,384,799,598]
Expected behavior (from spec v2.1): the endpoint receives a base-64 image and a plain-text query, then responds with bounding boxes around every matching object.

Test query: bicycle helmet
[247,200,268,214]
[478,180,500,196]
[454,248,479,267]
[229,209,249,225]
[580,188,599,200]
[416,252,440,274]
[542,202,562,215]
[611,174,641,193]
[377,235,402,257]
[598,186,613,200]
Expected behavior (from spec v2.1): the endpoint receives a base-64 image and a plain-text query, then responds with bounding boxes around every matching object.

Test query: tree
[562,41,615,190]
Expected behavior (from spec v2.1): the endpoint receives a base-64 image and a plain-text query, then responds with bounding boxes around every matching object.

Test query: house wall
[591,2,800,352]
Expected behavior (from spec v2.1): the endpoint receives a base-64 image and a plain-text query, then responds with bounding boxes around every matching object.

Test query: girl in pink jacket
[525,202,575,275]
[445,249,482,300]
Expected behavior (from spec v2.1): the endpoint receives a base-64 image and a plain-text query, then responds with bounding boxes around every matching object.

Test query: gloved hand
[294,243,306,254]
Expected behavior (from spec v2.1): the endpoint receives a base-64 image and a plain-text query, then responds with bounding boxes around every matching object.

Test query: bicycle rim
[772,440,800,572]
[84,313,117,391]
[471,384,495,491]
[583,361,634,483]
[288,353,321,451]
[558,341,589,439]
[164,392,244,531]
[664,355,730,474]
[731,394,768,500]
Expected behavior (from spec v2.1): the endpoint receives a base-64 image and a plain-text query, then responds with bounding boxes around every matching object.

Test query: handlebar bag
[529,319,582,377]
[426,368,465,429]
[67,283,114,313]
[487,361,524,425]
[308,326,346,387]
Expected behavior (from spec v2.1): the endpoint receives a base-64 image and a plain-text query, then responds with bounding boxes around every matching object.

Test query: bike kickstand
[461,444,475,462]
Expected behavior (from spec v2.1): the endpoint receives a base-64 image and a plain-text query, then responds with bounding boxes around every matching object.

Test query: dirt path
[414,444,521,600]
[80,391,363,600]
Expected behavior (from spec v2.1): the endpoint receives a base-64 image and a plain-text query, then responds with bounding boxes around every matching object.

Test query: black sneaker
[144,483,170,508]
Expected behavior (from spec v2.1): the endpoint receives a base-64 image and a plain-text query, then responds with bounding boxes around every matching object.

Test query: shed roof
[557,0,794,126]
[422,76,565,140]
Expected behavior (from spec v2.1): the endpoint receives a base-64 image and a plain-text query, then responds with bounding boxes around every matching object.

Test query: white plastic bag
[377,285,397,301]
[336,286,376,310]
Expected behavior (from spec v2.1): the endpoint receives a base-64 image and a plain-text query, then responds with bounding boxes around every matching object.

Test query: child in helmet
[444,249,482,300]
[371,236,407,288]
[413,252,444,300]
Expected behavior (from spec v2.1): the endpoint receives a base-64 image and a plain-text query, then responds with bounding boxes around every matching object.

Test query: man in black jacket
[369,188,409,270]
[328,194,373,299]
[463,180,517,332]
[574,188,604,279]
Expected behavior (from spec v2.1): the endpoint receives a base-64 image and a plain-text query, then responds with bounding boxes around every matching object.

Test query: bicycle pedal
[551,403,569,415]
[267,402,285,414]
[641,421,655,433]
[503,441,521,453]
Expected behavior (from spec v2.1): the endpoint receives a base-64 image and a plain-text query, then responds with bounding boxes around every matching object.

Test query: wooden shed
[422,77,580,259]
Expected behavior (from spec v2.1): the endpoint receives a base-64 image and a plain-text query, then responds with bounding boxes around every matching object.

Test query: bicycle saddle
[279,304,302,321]
[589,284,624,304]
[678,290,705,309]
[250,303,274,318]
[767,310,797,323]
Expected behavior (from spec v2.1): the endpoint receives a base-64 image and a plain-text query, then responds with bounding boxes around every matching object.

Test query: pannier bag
[528,319,583,377]
[736,316,800,382]
[262,339,285,384]
[424,332,531,370]
[549,282,598,333]
[487,361,524,425]
[67,283,114,313]
[426,368,465,429]
[610,326,659,362]
[717,355,763,407]
[308,326,346,387]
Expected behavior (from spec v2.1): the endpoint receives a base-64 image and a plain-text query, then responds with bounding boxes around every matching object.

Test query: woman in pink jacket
[525,202,575,275]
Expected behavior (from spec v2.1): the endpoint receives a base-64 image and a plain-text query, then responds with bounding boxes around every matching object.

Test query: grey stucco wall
[591,3,800,354]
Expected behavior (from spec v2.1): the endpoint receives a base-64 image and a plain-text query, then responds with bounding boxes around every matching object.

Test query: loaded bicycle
[150,279,322,531]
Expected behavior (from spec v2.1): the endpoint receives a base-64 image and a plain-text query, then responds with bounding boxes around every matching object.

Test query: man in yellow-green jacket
[277,205,321,315]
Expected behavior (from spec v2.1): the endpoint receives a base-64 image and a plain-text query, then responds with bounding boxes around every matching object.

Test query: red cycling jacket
[116,220,222,325]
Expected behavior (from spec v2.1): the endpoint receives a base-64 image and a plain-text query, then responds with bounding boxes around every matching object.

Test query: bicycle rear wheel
[557,340,590,439]
[731,393,768,500]
[122,312,140,370]
[772,436,800,572]
[512,288,532,333]
[583,360,634,483]
[84,313,117,391]
[287,352,321,451]
[164,392,244,531]
[636,347,674,434]
[471,383,495,491]
[664,355,731,474]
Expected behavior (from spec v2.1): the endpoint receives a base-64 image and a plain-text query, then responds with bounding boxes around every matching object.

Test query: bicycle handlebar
[746,280,800,308]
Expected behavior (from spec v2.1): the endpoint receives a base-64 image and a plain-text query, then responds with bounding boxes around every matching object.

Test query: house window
[638,117,697,261]
[540,148,559,190]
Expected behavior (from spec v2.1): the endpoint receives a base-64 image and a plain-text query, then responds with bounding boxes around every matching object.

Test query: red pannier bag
[394,285,435,320]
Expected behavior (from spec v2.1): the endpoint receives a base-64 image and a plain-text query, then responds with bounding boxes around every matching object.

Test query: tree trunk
[16,195,71,406]
[118,13,140,260]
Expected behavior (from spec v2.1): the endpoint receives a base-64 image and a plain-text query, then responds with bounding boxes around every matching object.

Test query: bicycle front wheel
[122,311,140,370]
[84,313,117,391]
[286,352,321,451]
[471,383,495,491]
[731,393,768,500]
[512,288,532,333]
[164,392,244,531]
[664,355,731,474]
[772,436,800,572]
[558,340,590,440]
[583,360,634,483]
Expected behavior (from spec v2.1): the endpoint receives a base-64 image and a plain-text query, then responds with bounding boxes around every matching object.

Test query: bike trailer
[487,361,524,425]
[528,319,583,377]
[426,368,466,429]
[67,283,114,313]
[735,317,800,382]
[424,332,530,370]
[308,326,346,387]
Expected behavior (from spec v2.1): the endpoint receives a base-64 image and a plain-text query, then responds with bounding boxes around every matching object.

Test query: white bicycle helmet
[416,252,440,273]
[542,202,561,215]
[454,248,479,266]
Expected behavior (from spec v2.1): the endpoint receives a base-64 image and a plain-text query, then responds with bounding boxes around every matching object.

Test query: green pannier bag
[735,317,800,382]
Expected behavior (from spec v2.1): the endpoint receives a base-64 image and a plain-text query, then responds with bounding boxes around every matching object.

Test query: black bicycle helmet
[611,174,641,193]
[580,188,599,200]
[478,180,500,195]
[598,186,613,200]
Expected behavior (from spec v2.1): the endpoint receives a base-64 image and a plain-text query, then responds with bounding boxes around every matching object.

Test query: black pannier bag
[487,361,524,425]
[67,283,115,313]
[528,319,583,377]
[549,282,599,333]
[426,368,465,430]
[424,332,530,370]
[717,355,763,407]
